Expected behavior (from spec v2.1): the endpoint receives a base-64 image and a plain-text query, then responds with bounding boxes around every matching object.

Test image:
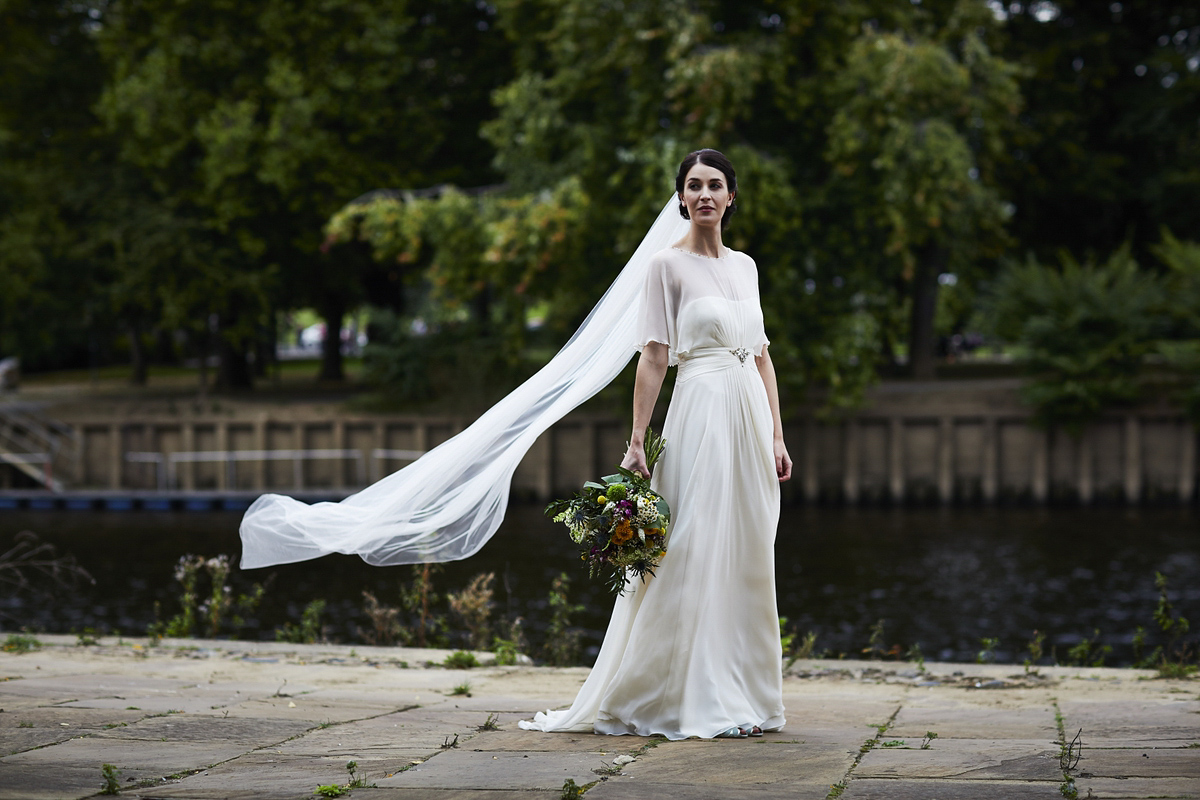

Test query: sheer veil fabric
[238,198,690,570]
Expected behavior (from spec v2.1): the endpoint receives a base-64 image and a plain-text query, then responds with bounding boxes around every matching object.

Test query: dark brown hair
[675,149,738,229]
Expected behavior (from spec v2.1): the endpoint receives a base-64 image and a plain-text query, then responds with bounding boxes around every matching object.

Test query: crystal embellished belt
[731,347,751,364]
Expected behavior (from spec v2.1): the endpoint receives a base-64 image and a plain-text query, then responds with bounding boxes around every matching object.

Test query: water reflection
[2,505,1197,665]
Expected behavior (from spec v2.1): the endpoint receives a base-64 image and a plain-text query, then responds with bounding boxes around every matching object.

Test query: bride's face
[679,163,733,229]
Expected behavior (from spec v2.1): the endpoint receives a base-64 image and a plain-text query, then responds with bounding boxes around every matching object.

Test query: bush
[983,247,1164,433]
[443,650,480,669]
[276,599,326,644]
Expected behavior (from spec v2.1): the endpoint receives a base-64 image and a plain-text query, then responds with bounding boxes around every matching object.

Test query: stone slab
[1058,699,1200,740]
[0,674,193,701]
[94,714,314,744]
[0,763,130,800]
[621,739,855,788]
[375,749,608,790]
[128,752,420,800]
[0,739,250,800]
[1077,747,1200,779]
[214,695,397,723]
[1073,776,1200,799]
[352,791,561,800]
[586,778,834,799]
[889,703,1058,740]
[273,711,486,756]
[855,739,1061,781]
[463,728,640,753]
[840,778,1066,799]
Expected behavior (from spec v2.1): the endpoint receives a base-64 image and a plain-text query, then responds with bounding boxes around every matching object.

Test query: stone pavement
[0,635,1197,800]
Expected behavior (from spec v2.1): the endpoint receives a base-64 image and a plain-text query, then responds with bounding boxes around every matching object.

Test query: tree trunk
[128,322,148,386]
[318,296,346,382]
[217,335,254,390]
[908,245,944,380]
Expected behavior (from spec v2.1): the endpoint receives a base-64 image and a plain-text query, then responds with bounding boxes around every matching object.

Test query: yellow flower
[597,495,607,504]
[612,520,634,545]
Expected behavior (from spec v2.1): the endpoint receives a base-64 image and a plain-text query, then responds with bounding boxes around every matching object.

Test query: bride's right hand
[621,444,650,479]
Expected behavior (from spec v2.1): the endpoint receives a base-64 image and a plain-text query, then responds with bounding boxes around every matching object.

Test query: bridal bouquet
[545,429,671,595]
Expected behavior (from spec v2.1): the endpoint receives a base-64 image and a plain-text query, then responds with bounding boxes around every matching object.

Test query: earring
[678,202,690,220]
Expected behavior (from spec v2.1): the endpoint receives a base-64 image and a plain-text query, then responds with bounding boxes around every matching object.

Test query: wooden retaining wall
[7,380,1196,504]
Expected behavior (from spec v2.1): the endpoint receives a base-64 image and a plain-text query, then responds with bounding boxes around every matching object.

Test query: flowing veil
[239,196,689,569]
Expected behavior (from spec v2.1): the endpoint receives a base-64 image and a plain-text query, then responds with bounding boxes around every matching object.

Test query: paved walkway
[1,635,1197,799]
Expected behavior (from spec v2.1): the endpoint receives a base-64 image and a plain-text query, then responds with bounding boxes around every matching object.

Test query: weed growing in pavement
[314,760,374,797]
[402,564,448,648]
[1151,572,1197,678]
[795,630,820,661]
[881,740,905,748]
[276,599,326,644]
[361,590,404,646]
[17,721,32,728]
[1051,698,1082,799]
[2,634,41,653]
[443,650,479,669]
[74,627,100,646]
[543,572,584,666]
[441,734,459,749]
[863,619,887,660]
[921,731,939,749]
[450,681,472,696]
[99,764,120,795]
[780,616,796,657]
[561,778,589,800]
[449,572,495,650]
[976,637,1000,664]
[147,554,265,640]
[1025,630,1046,674]
[478,713,500,731]
[905,643,928,674]
[492,615,528,666]
[1066,629,1111,667]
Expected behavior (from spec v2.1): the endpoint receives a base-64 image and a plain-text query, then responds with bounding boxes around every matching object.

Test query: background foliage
[1,0,1198,423]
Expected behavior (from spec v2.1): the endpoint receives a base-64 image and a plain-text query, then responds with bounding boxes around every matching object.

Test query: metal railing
[0,402,78,492]
[0,450,62,492]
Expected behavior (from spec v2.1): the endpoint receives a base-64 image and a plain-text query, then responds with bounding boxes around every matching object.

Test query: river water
[4,505,1198,666]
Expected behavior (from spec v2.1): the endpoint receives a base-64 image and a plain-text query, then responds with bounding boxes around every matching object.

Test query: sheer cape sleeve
[635,254,678,366]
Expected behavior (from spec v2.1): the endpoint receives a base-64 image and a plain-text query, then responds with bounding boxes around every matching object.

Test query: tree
[822,3,1023,378]
[997,1,1200,262]
[0,0,110,371]
[97,0,513,385]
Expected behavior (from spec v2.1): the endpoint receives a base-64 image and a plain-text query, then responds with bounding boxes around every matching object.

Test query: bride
[520,149,793,740]
[238,148,790,741]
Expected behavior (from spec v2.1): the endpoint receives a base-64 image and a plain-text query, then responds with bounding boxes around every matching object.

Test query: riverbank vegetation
[124,551,1198,676]
[2,1,1197,427]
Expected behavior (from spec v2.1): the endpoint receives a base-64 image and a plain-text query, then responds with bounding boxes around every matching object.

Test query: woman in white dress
[520,149,793,741]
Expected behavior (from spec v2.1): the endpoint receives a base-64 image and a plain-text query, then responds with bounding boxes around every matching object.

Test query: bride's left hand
[774,439,792,482]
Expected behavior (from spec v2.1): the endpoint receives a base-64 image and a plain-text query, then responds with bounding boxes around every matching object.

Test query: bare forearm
[756,348,785,442]
[629,343,669,445]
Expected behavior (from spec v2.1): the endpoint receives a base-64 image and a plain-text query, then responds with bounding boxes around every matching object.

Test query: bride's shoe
[714,726,749,738]
[740,725,763,737]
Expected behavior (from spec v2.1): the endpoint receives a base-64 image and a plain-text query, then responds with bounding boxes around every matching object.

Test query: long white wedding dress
[519,246,785,740]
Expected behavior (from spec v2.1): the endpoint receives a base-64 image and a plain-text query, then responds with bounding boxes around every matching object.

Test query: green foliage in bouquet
[545,428,671,595]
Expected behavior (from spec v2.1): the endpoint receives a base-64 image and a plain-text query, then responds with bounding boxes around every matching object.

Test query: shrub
[983,247,1164,434]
